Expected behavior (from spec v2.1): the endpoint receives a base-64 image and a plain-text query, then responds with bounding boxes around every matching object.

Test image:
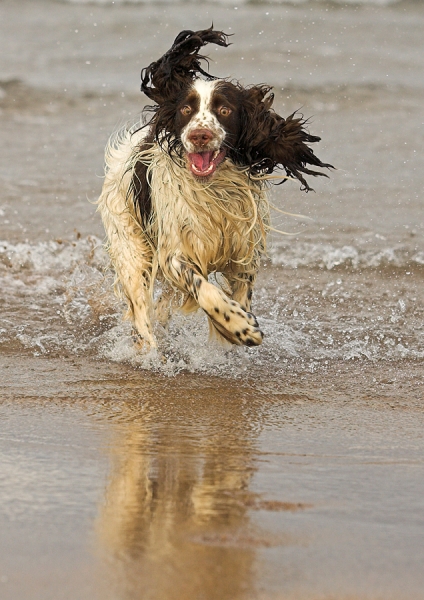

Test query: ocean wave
[0,236,105,274]
[270,241,424,271]
[1,236,422,374]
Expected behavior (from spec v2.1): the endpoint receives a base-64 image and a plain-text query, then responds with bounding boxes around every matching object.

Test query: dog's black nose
[188,129,214,147]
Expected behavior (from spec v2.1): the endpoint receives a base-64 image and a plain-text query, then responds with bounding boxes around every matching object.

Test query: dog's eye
[180,105,192,116]
[218,106,232,116]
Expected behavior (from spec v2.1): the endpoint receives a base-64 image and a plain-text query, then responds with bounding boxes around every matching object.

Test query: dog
[97,27,331,351]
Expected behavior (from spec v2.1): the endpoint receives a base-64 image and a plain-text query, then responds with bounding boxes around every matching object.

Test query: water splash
[1,236,423,374]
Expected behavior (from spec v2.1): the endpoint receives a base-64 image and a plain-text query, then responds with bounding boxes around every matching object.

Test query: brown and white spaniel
[97,27,332,351]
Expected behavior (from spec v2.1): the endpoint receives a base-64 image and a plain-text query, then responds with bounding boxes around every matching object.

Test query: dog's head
[141,27,332,189]
[175,79,239,179]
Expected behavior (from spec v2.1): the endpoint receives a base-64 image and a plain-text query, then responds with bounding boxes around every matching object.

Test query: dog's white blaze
[181,79,226,153]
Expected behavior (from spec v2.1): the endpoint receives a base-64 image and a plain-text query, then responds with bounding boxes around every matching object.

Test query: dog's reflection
[96,387,266,600]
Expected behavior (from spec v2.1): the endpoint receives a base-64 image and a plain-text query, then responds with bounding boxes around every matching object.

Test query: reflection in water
[95,380,270,600]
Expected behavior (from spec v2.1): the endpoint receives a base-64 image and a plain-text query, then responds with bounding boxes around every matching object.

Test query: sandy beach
[1,0,424,598]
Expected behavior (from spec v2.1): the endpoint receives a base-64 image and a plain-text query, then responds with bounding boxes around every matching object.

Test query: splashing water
[1,234,422,378]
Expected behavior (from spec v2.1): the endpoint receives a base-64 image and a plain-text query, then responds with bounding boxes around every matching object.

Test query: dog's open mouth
[187,149,226,178]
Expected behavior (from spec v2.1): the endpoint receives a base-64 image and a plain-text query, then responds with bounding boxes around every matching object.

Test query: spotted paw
[236,323,264,346]
[131,328,156,352]
[208,308,264,347]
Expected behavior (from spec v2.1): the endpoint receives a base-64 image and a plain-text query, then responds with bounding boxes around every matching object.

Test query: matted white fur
[97,127,157,346]
[98,123,271,349]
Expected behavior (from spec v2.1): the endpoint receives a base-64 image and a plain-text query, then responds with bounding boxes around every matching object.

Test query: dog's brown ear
[240,85,333,190]
[141,27,230,104]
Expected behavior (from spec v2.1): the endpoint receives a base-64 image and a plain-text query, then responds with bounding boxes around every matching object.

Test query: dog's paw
[208,303,264,347]
[131,328,156,352]
[235,315,264,346]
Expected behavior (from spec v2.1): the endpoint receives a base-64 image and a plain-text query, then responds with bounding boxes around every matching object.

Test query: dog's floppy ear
[141,26,230,105]
[240,85,333,190]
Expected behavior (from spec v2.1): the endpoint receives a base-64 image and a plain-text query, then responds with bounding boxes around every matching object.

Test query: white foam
[0,236,105,273]
[270,241,424,271]
[1,236,423,373]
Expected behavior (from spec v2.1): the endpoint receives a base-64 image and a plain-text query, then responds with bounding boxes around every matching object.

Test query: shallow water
[1,0,424,598]
[2,356,424,600]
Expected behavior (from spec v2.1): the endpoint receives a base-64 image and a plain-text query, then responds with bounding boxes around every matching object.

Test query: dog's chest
[147,152,265,271]
[151,172,234,266]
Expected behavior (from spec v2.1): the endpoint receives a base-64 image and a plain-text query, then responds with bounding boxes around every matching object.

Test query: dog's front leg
[101,211,156,350]
[166,256,263,347]
[113,244,156,350]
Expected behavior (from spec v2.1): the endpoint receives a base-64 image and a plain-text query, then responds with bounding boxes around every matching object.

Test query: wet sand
[2,354,424,600]
[1,0,424,598]
[2,349,424,600]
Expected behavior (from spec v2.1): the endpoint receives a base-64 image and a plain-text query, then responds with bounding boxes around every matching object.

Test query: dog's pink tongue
[189,151,214,172]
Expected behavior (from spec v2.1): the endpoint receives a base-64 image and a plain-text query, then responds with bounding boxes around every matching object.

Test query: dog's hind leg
[154,281,178,327]
[110,228,156,350]
[165,256,263,347]
[225,271,257,313]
